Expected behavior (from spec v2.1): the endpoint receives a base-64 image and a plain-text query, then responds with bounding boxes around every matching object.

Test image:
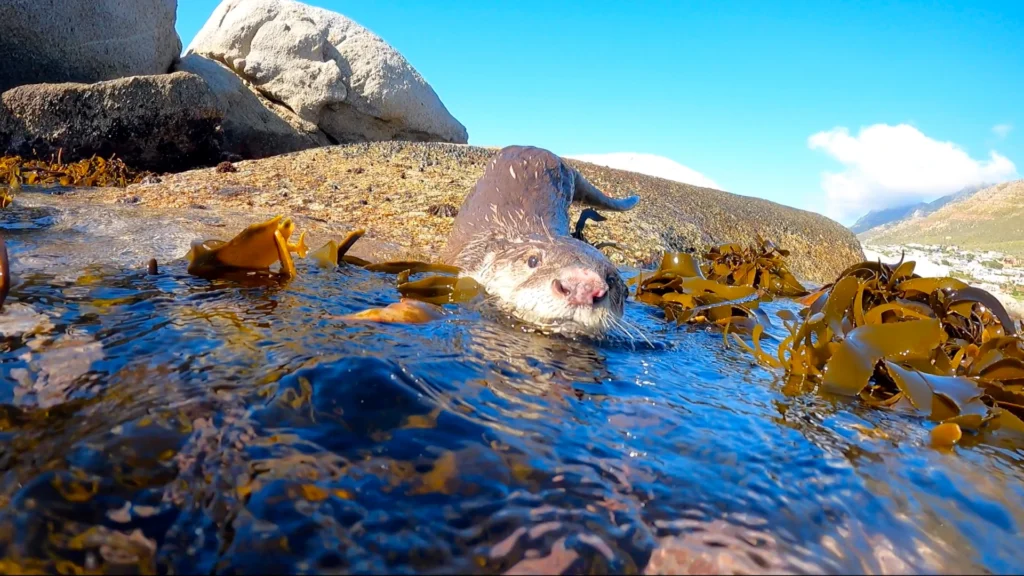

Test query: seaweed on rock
[1,153,153,192]
[702,234,810,297]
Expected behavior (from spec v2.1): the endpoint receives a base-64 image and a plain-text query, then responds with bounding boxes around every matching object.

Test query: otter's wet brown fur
[440,145,640,336]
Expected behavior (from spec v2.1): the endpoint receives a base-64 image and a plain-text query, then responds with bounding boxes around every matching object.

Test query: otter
[440,145,640,336]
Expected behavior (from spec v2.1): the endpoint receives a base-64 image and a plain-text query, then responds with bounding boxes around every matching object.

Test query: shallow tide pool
[1,193,1023,574]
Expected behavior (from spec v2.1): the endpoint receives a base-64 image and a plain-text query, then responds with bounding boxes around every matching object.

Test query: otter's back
[442,146,574,263]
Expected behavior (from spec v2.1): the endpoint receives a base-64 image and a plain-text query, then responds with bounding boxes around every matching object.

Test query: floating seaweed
[730,255,1024,439]
[185,215,309,279]
[338,298,447,324]
[311,227,482,306]
[394,272,482,305]
[630,252,769,332]
[0,186,13,209]
[309,229,369,268]
[703,234,809,297]
[629,240,1024,443]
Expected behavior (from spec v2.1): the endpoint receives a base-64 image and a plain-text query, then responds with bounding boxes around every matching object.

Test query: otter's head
[460,233,627,337]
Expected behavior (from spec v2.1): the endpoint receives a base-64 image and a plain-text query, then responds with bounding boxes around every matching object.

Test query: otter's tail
[571,168,640,211]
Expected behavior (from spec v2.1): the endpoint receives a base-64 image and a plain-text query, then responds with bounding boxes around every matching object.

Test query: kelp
[339,298,447,324]
[309,229,368,268]
[703,234,810,297]
[630,236,808,331]
[311,226,483,310]
[394,273,482,305]
[1,153,152,194]
[731,255,1024,440]
[186,215,308,279]
[629,242,1024,444]
[630,252,768,332]
[931,422,963,447]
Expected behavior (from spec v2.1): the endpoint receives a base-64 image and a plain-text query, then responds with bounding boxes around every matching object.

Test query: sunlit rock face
[0,0,181,93]
[186,0,469,146]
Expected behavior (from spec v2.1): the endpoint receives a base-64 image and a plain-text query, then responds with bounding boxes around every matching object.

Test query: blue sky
[176,1,1023,225]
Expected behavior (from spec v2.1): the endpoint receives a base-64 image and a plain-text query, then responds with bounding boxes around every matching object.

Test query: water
[2,192,1024,574]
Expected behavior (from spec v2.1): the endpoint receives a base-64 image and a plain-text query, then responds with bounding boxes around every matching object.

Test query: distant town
[863,243,1024,319]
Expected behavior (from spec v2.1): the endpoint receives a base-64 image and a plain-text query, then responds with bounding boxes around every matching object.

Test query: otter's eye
[527,255,540,268]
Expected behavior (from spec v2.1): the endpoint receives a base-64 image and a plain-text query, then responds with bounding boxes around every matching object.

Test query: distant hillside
[860,180,1024,257]
[850,183,988,234]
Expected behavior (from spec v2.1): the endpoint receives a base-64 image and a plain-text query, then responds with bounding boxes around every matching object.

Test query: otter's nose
[552,268,608,306]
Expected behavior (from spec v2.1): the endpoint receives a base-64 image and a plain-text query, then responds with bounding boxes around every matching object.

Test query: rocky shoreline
[65,141,862,284]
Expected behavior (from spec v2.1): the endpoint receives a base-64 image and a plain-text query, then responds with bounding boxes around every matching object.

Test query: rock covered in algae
[75,141,864,285]
[1,73,223,173]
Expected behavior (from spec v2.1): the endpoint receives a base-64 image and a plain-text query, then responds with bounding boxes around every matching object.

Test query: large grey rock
[0,73,223,173]
[0,0,182,94]
[175,54,331,160]
[186,0,469,146]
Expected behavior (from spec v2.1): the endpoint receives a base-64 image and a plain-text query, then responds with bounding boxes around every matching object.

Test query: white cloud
[808,123,1017,224]
[993,123,1013,139]
[564,152,722,190]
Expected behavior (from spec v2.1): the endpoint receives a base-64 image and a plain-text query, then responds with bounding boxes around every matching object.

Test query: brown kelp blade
[185,216,305,280]
[310,229,367,268]
[363,261,462,275]
[945,286,1018,336]
[397,275,483,305]
[340,299,446,324]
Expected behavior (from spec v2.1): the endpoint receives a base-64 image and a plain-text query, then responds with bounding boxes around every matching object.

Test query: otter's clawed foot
[572,208,627,254]
[572,208,607,243]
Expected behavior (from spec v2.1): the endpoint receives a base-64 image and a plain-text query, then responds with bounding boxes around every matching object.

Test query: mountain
[860,180,1024,256]
[563,152,721,190]
[850,183,989,234]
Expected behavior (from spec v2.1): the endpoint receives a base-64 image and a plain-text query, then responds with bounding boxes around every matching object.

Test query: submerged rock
[186,0,469,146]
[0,72,223,173]
[0,0,181,93]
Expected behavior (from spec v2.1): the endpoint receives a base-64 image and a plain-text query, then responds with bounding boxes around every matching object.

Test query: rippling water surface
[1,193,1023,574]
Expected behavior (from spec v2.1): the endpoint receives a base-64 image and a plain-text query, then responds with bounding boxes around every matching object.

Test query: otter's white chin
[504,293,617,337]
[464,269,621,337]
